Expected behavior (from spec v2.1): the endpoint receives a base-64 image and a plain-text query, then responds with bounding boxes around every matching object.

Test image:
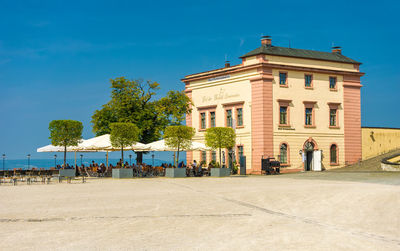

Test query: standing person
[192,160,197,176]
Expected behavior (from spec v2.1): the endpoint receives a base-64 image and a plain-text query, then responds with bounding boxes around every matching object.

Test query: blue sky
[0,0,399,160]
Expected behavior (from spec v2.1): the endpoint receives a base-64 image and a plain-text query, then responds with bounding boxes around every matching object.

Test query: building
[182,36,364,173]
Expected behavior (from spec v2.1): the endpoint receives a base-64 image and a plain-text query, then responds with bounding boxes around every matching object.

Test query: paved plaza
[1,172,400,250]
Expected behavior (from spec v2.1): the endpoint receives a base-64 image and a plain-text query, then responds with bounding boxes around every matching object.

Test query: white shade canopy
[37,144,80,152]
[141,139,211,152]
[37,134,149,153]
[76,134,149,151]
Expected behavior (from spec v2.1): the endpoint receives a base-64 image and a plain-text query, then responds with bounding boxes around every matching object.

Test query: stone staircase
[329,148,400,172]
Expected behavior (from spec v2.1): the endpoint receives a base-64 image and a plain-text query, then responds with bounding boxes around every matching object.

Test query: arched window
[330,144,338,164]
[280,143,288,164]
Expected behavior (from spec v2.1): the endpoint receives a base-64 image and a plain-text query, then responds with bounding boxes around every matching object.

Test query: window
[201,151,207,163]
[330,109,337,127]
[329,77,337,89]
[226,109,232,127]
[212,151,217,162]
[279,72,287,86]
[200,112,206,129]
[210,111,216,127]
[236,108,243,126]
[280,144,288,164]
[280,106,288,125]
[305,108,313,125]
[305,74,312,88]
[330,144,338,164]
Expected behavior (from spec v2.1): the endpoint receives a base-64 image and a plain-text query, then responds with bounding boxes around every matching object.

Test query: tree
[49,120,83,168]
[205,127,236,168]
[91,77,192,163]
[110,122,140,167]
[164,125,195,167]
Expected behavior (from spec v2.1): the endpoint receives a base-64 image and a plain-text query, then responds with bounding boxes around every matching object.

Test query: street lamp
[2,154,5,172]
[54,154,57,168]
[129,155,132,166]
[27,154,31,170]
[80,154,83,166]
[152,153,155,167]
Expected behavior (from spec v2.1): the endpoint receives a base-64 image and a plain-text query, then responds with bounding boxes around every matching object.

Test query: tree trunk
[219,148,222,168]
[176,143,180,168]
[136,152,143,165]
[121,146,124,168]
[64,145,67,169]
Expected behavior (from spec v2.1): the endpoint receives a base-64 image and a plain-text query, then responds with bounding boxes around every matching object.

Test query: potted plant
[205,127,236,177]
[49,120,83,178]
[164,125,195,178]
[110,122,140,178]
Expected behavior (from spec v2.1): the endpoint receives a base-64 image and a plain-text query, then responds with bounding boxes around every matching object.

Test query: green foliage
[232,161,239,174]
[164,125,195,167]
[205,127,236,149]
[157,90,192,125]
[49,120,83,167]
[91,104,117,136]
[211,160,220,168]
[205,127,236,168]
[110,122,140,165]
[91,77,192,146]
[110,122,140,148]
[49,120,83,147]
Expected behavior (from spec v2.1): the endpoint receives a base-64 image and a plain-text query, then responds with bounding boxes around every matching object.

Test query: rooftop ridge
[240,45,361,64]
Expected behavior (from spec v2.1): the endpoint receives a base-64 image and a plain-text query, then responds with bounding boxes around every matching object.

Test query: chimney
[225,61,230,68]
[332,46,342,54]
[261,35,272,47]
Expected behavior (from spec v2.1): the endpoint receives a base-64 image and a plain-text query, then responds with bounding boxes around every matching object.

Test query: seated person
[178,161,185,168]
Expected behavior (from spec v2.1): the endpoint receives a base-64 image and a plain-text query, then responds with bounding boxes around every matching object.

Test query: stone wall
[362,127,400,160]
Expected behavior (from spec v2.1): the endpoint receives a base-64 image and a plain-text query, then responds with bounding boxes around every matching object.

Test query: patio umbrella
[76,134,149,151]
[37,144,80,152]
[142,139,211,151]
[76,134,149,167]
[37,142,96,167]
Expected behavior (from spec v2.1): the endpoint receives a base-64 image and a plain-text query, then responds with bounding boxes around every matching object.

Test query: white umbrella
[142,139,211,151]
[77,134,149,151]
[37,144,78,152]
[77,134,149,167]
[36,142,94,167]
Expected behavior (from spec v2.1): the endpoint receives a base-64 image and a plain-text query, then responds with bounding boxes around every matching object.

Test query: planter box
[165,168,186,178]
[211,168,231,177]
[112,168,133,179]
[59,169,76,177]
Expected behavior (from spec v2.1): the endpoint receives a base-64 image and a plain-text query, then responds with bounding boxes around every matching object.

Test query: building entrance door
[305,151,313,171]
[304,141,314,171]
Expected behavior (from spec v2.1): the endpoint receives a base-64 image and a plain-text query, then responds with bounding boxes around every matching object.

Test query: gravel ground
[1,174,399,250]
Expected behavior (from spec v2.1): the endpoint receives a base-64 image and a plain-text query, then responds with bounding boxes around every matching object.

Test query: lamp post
[27,154,31,170]
[152,153,155,167]
[2,154,5,172]
[54,154,57,168]
[80,154,83,166]
[129,154,132,166]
